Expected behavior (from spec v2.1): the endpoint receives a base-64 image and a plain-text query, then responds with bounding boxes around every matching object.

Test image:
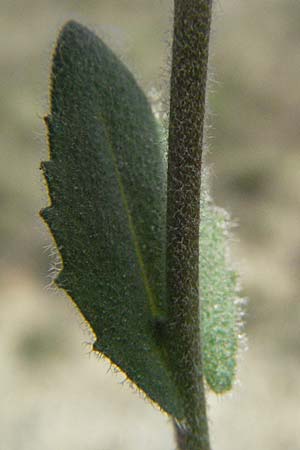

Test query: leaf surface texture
[41,21,183,418]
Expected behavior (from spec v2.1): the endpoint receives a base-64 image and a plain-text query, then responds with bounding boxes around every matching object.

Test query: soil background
[1,1,300,449]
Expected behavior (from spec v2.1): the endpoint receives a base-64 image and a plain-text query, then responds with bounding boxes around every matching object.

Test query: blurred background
[1,0,300,449]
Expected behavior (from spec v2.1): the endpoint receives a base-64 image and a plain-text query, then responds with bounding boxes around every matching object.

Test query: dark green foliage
[41,21,183,418]
[41,19,241,429]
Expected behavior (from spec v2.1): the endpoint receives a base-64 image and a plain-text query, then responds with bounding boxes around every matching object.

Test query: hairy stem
[166,1,212,449]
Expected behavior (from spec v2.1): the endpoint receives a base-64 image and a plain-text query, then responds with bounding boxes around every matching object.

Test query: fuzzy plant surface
[41,5,242,449]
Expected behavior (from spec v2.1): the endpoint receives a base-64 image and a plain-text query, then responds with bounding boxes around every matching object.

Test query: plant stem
[166,1,212,449]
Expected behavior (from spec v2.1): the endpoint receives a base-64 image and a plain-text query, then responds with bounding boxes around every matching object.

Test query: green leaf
[200,172,241,393]
[157,124,241,394]
[41,21,183,419]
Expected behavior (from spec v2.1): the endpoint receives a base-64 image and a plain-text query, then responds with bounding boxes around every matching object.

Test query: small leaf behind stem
[200,172,241,393]
[41,21,183,419]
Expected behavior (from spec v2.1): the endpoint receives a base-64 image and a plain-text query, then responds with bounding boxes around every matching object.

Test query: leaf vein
[99,115,161,319]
